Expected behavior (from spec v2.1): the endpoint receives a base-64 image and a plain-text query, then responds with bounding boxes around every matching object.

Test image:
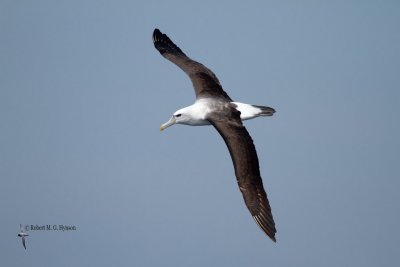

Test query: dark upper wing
[207,107,276,242]
[22,236,26,249]
[152,29,232,101]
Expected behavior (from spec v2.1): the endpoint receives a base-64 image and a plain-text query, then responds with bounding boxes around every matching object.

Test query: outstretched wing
[207,107,276,241]
[152,29,232,101]
[22,236,26,249]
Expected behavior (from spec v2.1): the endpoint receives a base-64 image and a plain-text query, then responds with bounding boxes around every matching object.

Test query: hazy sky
[1,1,399,266]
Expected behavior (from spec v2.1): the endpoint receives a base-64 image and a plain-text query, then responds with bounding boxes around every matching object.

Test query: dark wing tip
[22,238,27,249]
[152,28,185,56]
[152,28,162,41]
[253,213,277,242]
[252,195,277,242]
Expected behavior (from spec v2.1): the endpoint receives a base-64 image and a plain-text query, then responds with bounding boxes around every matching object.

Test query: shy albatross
[153,29,277,242]
[18,224,29,250]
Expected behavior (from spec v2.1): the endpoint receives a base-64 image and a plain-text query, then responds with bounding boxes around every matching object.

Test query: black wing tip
[253,214,277,243]
[152,28,161,40]
[261,224,277,243]
[152,28,184,55]
[152,28,162,46]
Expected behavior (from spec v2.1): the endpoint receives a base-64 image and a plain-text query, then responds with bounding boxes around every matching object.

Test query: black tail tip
[254,105,276,116]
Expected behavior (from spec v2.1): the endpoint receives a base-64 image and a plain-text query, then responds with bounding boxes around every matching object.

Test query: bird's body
[165,99,275,127]
[18,224,28,249]
[153,29,277,242]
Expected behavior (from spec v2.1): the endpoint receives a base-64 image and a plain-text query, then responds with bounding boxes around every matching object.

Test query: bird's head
[160,107,191,131]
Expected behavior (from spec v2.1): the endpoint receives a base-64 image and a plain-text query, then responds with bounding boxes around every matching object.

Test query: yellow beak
[160,116,176,131]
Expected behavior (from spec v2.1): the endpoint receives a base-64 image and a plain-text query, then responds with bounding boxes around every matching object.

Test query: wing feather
[208,108,276,241]
[152,29,232,101]
[22,236,26,249]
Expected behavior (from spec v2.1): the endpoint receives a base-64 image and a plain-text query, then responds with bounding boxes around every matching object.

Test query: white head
[160,107,192,131]
[160,100,213,131]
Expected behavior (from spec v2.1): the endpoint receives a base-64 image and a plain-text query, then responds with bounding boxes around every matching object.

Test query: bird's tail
[253,105,276,116]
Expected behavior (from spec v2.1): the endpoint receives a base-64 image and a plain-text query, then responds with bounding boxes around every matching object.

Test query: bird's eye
[175,114,182,117]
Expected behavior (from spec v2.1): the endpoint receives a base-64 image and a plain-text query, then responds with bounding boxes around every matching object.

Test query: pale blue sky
[1,1,400,266]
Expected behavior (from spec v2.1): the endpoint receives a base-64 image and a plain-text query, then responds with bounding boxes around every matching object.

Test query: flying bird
[18,224,29,250]
[153,29,277,242]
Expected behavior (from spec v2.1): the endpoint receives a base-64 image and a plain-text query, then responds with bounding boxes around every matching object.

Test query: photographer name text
[27,224,77,231]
